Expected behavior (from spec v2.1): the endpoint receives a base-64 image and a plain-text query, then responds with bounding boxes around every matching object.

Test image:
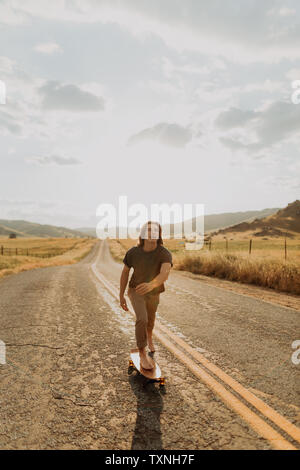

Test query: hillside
[210,200,300,239]
[76,227,98,237]
[2,202,292,240]
[83,206,280,239]
[0,219,89,238]
[163,206,280,238]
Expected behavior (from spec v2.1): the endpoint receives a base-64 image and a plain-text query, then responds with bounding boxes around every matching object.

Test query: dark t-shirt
[123,244,173,295]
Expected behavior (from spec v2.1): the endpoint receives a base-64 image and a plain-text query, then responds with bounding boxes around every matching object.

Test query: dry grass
[108,239,129,263]
[0,237,98,280]
[200,236,300,263]
[108,236,300,295]
[177,251,300,295]
[0,237,85,256]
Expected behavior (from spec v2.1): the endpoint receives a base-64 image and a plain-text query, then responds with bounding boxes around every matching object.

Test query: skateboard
[128,348,166,390]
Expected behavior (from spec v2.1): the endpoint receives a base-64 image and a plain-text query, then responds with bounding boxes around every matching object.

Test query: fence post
[1,246,3,255]
[249,239,252,255]
[226,238,228,253]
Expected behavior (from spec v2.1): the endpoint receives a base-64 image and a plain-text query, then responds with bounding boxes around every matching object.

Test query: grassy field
[109,236,300,296]
[0,237,98,280]
[197,237,300,261]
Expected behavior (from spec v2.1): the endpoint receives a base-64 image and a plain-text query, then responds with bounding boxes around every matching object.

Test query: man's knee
[136,317,147,328]
[147,315,156,331]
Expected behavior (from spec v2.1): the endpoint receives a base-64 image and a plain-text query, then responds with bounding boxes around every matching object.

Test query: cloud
[194,79,285,106]
[217,101,300,153]
[0,198,59,222]
[1,0,300,62]
[268,6,296,17]
[34,42,63,54]
[262,174,300,191]
[0,198,37,207]
[0,56,46,137]
[0,57,107,144]
[128,122,193,148]
[0,112,23,135]
[215,107,258,130]
[0,0,27,25]
[0,197,96,228]
[38,81,105,112]
[0,56,32,83]
[161,56,211,79]
[286,68,300,80]
[219,137,249,151]
[26,154,82,165]
[0,95,50,138]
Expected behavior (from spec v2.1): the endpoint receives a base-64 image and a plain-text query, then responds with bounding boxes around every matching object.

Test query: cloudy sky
[0,0,300,229]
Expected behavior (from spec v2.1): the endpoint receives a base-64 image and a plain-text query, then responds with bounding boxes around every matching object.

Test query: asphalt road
[0,239,299,450]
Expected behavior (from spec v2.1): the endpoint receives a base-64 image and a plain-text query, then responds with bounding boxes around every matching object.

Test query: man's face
[141,224,159,241]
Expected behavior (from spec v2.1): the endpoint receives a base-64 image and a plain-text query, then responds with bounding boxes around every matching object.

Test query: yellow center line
[156,321,300,445]
[91,260,298,450]
[153,328,296,451]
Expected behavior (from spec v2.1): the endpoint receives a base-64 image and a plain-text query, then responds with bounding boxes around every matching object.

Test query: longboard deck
[129,348,162,380]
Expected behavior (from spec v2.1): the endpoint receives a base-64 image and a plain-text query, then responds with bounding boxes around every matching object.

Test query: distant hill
[76,227,98,237]
[0,219,89,238]
[7,203,291,239]
[166,206,280,237]
[210,200,300,239]
[82,206,281,238]
[204,207,281,231]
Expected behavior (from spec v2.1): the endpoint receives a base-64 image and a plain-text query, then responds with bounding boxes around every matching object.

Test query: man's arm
[120,265,130,310]
[135,262,172,295]
[149,262,172,289]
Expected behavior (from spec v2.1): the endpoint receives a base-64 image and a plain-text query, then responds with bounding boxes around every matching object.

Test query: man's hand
[120,295,129,311]
[135,282,154,296]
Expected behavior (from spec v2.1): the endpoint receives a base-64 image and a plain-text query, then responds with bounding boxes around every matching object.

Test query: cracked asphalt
[0,240,299,449]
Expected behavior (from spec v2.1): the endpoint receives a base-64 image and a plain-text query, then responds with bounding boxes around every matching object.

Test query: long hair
[137,220,163,247]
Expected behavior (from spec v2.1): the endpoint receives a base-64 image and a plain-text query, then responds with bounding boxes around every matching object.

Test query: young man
[119,221,173,370]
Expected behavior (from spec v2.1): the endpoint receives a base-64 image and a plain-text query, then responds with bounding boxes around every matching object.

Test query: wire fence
[183,237,296,261]
[0,246,66,258]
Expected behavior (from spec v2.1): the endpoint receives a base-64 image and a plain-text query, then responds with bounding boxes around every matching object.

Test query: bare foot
[139,351,155,370]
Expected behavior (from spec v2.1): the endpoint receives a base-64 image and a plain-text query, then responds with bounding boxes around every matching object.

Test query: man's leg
[127,288,155,369]
[145,294,160,352]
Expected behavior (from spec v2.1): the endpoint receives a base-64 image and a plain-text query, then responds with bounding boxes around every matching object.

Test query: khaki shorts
[127,286,160,349]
